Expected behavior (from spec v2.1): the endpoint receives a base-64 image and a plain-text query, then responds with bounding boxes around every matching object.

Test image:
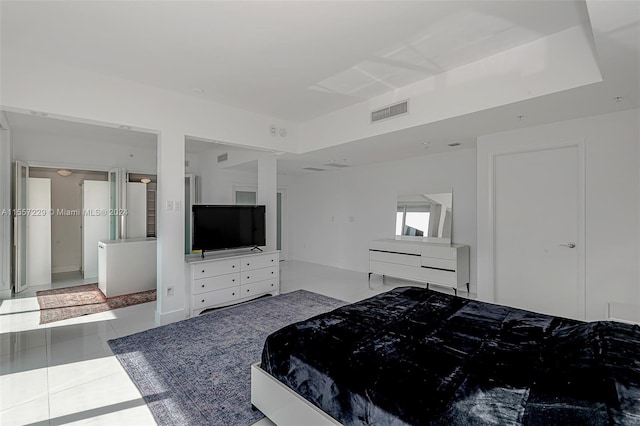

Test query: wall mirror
[395,191,452,245]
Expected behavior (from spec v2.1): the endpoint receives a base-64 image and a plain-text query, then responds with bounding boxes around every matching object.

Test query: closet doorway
[28,167,108,288]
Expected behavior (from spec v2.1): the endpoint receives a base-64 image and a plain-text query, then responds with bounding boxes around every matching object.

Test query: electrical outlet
[167,286,174,296]
[175,201,182,211]
[167,200,174,211]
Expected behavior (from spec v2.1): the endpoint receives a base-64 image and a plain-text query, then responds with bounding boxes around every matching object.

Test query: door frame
[13,160,29,293]
[485,139,586,319]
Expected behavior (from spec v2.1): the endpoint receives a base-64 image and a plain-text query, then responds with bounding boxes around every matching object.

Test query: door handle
[560,242,576,248]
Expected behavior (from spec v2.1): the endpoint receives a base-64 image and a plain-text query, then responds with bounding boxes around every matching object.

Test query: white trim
[154,307,186,326]
[251,363,340,426]
[487,139,586,319]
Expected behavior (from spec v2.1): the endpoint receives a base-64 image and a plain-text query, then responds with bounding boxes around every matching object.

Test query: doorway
[492,142,585,319]
[27,167,108,288]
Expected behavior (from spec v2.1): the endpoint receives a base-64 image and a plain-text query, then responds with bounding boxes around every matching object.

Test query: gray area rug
[108,290,347,425]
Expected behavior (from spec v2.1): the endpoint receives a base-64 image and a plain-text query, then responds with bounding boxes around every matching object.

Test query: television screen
[192,205,266,252]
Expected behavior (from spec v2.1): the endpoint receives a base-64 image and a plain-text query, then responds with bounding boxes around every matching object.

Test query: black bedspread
[261,287,640,425]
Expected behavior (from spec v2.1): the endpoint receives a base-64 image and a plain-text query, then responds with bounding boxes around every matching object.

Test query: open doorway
[6,111,158,293]
[28,167,108,288]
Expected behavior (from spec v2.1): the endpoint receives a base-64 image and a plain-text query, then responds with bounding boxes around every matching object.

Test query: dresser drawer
[193,258,240,279]
[241,253,279,271]
[193,287,240,309]
[421,257,456,271]
[421,244,456,260]
[370,239,421,255]
[370,250,421,267]
[420,266,456,286]
[241,266,279,285]
[192,272,240,295]
[240,280,279,298]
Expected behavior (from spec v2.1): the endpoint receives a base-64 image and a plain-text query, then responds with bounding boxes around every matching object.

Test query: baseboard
[0,288,11,301]
[52,266,81,274]
[155,308,186,326]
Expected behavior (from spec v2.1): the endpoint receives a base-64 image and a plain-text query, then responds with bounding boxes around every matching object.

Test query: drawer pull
[232,265,235,268]
[201,299,204,303]
[201,284,205,288]
[247,276,250,279]
[271,271,274,274]
[201,270,205,273]
[246,289,250,292]
[271,259,274,262]
[270,283,274,287]
[232,292,235,296]
[232,279,235,282]
[246,263,250,266]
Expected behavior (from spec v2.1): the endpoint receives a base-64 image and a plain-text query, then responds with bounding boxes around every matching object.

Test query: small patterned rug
[108,289,347,426]
[36,283,156,324]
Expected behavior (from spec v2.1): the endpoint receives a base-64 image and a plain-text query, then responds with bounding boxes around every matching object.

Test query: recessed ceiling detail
[303,167,326,172]
[323,163,349,168]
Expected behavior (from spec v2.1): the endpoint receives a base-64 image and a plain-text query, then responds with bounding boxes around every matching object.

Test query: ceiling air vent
[323,163,349,168]
[303,167,326,172]
[217,153,228,163]
[371,100,409,123]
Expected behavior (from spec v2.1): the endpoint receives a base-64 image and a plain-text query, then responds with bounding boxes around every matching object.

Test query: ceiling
[2,1,639,176]
[2,0,590,122]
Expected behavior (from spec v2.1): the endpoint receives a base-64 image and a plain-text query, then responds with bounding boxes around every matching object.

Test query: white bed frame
[251,363,342,425]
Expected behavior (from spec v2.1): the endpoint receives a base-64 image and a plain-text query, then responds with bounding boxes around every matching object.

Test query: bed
[251,286,640,425]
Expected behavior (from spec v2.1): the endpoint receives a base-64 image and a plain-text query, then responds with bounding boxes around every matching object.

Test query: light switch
[175,201,182,211]
[167,200,174,211]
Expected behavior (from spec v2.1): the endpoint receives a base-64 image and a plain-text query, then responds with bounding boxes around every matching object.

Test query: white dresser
[369,239,469,295]
[186,250,280,317]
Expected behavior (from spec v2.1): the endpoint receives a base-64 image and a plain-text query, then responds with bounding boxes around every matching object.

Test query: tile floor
[0,261,470,425]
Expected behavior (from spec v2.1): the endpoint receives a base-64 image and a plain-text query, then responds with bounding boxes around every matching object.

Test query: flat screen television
[192,205,266,255]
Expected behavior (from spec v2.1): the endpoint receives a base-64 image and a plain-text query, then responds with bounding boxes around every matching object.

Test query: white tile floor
[0,261,471,425]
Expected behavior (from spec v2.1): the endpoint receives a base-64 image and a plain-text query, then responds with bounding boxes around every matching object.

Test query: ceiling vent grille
[217,153,228,163]
[323,163,349,168]
[303,167,326,172]
[371,100,409,123]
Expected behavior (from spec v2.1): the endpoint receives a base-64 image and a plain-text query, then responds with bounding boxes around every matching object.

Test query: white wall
[28,168,108,274]
[283,148,477,290]
[186,146,259,205]
[477,108,640,320]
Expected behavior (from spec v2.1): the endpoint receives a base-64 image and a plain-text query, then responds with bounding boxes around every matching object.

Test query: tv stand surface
[185,249,280,317]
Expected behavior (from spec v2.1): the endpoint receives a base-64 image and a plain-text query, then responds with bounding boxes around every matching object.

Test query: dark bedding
[260,287,640,425]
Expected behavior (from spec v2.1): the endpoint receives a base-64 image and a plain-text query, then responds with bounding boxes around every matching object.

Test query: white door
[494,144,585,319]
[26,177,51,286]
[13,161,28,293]
[82,181,110,280]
